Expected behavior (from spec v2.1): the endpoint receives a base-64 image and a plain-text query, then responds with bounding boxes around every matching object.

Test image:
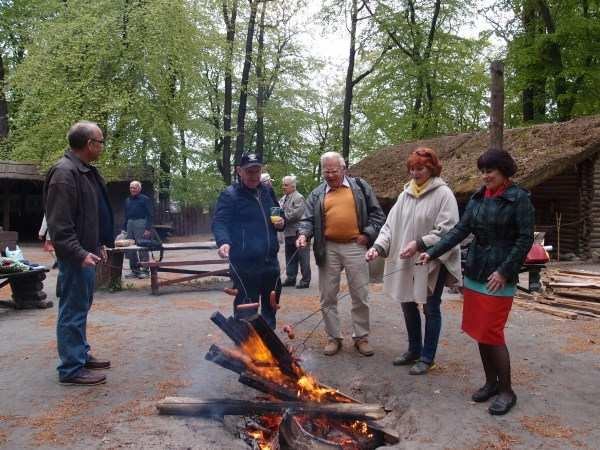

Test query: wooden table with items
[104,241,229,295]
[0,267,52,309]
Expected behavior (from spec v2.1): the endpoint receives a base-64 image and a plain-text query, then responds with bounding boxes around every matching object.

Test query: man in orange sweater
[297,152,385,356]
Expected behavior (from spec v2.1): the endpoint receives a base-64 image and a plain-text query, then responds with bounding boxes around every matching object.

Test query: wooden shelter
[350,115,600,259]
[0,160,153,240]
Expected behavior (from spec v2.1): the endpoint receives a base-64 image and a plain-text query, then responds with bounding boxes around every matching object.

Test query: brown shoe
[323,339,342,356]
[354,338,374,356]
[60,369,106,386]
[84,355,111,370]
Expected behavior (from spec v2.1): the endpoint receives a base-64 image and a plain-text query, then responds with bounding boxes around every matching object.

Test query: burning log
[205,344,247,374]
[210,311,250,346]
[238,371,300,401]
[246,314,301,378]
[156,397,385,421]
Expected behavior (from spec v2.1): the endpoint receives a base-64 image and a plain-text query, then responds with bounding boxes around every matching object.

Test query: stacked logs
[515,269,600,319]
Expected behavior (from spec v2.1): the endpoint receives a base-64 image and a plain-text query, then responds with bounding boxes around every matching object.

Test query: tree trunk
[0,54,9,141]
[489,61,504,152]
[221,0,238,185]
[234,0,259,165]
[341,0,359,164]
[254,0,267,157]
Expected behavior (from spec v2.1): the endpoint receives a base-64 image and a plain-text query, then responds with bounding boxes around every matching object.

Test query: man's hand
[296,235,307,248]
[82,253,101,267]
[356,234,369,246]
[487,271,507,293]
[417,252,431,265]
[365,247,379,262]
[399,240,418,258]
[143,229,151,238]
[218,244,230,259]
[272,217,285,230]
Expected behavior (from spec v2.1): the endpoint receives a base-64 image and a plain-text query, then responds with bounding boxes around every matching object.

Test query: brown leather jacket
[43,150,114,265]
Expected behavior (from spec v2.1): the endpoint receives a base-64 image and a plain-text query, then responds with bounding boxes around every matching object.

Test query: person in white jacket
[366,147,461,374]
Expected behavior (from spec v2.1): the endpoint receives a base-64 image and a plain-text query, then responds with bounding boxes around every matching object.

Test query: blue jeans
[401,266,447,364]
[231,260,281,329]
[56,260,96,380]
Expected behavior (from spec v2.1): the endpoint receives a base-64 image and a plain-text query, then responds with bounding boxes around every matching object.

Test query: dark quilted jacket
[427,184,535,283]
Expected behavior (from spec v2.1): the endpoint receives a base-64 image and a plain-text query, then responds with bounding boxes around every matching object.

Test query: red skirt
[461,287,513,345]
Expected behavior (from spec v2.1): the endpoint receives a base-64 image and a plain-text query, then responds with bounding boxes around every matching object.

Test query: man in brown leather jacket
[44,121,114,385]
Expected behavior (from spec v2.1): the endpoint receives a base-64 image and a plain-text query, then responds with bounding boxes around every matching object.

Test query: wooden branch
[156,397,385,421]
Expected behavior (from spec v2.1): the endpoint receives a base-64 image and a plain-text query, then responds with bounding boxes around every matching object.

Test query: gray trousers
[318,241,370,340]
[126,219,149,272]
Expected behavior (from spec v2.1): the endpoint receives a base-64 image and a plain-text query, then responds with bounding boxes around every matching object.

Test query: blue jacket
[212,182,283,265]
[123,193,153,230]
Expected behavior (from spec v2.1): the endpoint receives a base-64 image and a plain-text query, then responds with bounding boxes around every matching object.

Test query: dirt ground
[1,242,599,450]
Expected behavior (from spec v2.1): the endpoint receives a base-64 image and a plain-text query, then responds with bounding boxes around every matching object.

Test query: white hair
[320,151,346,169]
[130,180,142,188]
[260,173,271,182]
[282,175,297,187]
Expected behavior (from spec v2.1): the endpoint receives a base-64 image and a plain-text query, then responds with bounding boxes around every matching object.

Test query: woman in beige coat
[366,147,461,374]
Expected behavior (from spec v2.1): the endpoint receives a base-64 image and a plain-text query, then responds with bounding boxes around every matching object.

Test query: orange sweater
[324,186,360,242]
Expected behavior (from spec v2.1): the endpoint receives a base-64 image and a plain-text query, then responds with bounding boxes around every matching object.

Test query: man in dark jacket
[44,121,114,386]
[122,180,153,278]
[297,151,385,356]
[212,153,285,328]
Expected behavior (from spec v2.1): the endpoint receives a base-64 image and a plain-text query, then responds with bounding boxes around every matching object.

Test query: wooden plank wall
[530,166,582,257]
[156,206,213,237]
[590,157,600,258]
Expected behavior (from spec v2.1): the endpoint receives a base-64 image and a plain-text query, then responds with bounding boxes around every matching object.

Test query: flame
[235,326,374,449]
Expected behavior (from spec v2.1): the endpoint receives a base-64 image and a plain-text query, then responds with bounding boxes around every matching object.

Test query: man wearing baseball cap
[212,153,285,328]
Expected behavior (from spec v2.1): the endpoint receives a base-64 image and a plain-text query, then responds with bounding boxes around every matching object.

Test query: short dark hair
[67,121,99,150]
[477,149,517,178]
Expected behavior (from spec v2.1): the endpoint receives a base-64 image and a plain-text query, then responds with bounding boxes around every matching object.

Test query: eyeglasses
[90,138,104,145]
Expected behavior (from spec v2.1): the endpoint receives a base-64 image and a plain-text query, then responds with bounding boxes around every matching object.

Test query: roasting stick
[291,265,409,356]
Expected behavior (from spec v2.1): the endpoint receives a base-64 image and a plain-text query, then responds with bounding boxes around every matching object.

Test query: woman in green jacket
[418,149,534,415]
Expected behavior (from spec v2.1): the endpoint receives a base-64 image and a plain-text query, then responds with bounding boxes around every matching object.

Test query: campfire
[157,312,399,449]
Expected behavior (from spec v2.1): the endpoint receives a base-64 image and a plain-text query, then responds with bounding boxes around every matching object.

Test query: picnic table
[0,267,52,309]
[106,241,229,295]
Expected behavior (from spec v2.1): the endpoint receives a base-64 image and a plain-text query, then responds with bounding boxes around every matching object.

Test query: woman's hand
[399,240,418,258]
[487,271,507,292]
[416,252,431,265]
[365,247,379,262]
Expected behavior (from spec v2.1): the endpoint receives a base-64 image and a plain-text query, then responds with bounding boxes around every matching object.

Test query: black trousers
[231,261,281,329]
[284,236,311,283]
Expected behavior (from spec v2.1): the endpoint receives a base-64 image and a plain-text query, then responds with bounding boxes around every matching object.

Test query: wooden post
[490,61,505,151]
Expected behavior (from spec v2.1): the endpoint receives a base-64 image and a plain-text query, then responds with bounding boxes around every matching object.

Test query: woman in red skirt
[418,149,534,415]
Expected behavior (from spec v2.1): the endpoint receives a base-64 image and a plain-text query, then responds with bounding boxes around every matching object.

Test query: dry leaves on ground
[467,427,521,450]
[520,415,577,439]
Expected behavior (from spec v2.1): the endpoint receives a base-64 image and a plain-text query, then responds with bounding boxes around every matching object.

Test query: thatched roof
[350,115,600,205]
[0,160,44,181]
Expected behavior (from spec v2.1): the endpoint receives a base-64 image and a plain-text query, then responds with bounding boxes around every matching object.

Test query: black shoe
[392,351,420,366]
[488,392,517,415]
[282,279,296,287]
[472,382,499,403]
[60,369,106,386]
[296,281,310,289]
[84,355,111,370]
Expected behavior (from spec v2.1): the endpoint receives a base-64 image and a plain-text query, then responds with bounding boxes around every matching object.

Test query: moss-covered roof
[350,115,600,204]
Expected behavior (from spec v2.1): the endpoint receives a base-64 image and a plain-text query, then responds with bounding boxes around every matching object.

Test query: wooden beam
[490,60,504,151]
[238,371,300,401]
[205,344,248,374]
[210,311,250,346]
[245,314,301,379]
[156,397,386,421]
